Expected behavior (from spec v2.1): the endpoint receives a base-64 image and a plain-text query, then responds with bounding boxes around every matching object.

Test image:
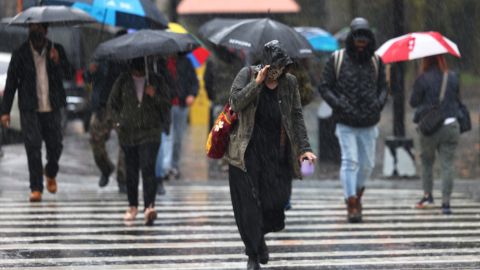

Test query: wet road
[1,183,480,269]
[1,122,480,269]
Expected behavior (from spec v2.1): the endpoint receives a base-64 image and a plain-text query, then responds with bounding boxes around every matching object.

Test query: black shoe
[157,182,166,195]
[416,193,434,209]
[98,174,109,187]
[259,239,269,265]
[118,184,127,194]
[247,257,260,270]
[442,202,452,215]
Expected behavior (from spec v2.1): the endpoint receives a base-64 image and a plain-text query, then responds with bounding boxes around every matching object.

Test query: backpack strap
[371,53,380,80]
[333,49,345,80]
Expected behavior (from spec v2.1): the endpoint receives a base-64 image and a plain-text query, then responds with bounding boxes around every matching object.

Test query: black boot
[259,239,269,265]
[98,174,109,187]
[247,257,260,270]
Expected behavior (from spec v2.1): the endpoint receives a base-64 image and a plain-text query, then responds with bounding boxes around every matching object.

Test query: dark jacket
[204,54,244,106]
[1,40,73,114]
[85,60,128,113]
[318,29,388,127]
[410,67,461,123]
[108,72,171,146]
[172,55,199,107]
[225,66,312,179]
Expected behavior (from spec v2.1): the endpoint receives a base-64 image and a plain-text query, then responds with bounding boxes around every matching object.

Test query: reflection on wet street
[1,182,480,269]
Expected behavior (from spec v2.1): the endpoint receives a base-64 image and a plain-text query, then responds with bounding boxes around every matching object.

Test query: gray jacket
[224,66,312,179]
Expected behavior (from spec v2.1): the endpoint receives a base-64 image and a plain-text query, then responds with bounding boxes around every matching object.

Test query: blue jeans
[155,131,172,178]
[335,123,378,199]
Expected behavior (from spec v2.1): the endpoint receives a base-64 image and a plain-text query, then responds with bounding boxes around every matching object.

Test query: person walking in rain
[158,53,198,180]
[410,55,462,214]
[85,29,128,193]
[318,17,388,223]
[226,40,316,270]
[108,57,170,225]
[1,23,73,202]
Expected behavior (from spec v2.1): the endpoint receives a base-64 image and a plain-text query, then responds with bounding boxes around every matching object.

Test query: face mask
[29,31,45,44]
[267,66,284,81]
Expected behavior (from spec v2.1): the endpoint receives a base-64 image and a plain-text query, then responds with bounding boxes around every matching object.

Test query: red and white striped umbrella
[376,31,461,64]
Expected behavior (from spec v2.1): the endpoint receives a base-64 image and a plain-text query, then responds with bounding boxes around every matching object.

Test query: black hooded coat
[318,24,388,127]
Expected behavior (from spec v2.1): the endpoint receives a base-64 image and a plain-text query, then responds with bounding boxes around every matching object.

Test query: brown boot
[46,176,57,194]
[357,187,365,215]
[29,191,42,202]
[346,196,362,223]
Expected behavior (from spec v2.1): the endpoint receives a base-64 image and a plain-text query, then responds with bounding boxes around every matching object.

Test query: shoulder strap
[333,49,345,80]
[371,54,379,80]
[439,72,448,102]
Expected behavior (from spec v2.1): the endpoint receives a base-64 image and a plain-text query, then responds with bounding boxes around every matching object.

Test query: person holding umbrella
[318,17,388,223]
[410,55,462,214]
[1,22,73,202]
[225,40,316,270]
[108,57,170,226]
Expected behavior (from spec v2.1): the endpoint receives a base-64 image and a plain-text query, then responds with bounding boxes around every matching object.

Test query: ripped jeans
[335,123,378,199]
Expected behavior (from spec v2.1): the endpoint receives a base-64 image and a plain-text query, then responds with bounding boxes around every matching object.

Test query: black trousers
[122,142,159,210]
[228,149,292,258]
[20,110,63,192]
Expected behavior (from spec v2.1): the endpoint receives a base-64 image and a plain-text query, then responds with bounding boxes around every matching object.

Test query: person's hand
[255,65,270,85]
[299,151,317,163]
[185,95,195,106]
[1,114,10,128]
[145,85,156,97]
[49,47,59,64]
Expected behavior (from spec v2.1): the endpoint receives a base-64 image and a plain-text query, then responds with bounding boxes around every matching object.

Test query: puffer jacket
[224,66,312,179]
[318,29,388,127]
[108,72,171,146]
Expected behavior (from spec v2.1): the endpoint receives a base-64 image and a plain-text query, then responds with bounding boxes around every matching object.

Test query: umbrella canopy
[168,22,210,68]
[207,18,313,61]
[198,18,241,39]
[41,0,168,29]
[295,27,339,52]
[93,29,199,60]
[376,31,461,64]
[8,5,96,26]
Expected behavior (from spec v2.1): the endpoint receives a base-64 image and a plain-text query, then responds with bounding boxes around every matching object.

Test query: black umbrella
[93,30,199,60]
[198,18,241,39]
[8,5,96,26]
[206,18,313,61]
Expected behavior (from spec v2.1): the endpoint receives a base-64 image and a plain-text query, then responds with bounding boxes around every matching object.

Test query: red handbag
[205,103,237,159]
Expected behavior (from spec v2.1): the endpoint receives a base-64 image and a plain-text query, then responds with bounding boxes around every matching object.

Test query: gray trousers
[419,121,460,203]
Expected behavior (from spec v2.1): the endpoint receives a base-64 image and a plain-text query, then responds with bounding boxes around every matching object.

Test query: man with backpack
[318,17,388,223]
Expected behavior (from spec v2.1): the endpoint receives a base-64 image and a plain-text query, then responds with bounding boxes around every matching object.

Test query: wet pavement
[1,121,480,269]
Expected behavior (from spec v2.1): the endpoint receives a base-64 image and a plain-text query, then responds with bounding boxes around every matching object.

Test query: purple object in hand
[301,159,314,176]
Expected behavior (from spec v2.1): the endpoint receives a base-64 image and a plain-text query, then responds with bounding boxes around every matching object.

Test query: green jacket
[108,72,171,146]
[225,66,312,179]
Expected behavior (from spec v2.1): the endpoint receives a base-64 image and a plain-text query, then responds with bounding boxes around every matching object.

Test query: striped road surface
[1,184,480,269]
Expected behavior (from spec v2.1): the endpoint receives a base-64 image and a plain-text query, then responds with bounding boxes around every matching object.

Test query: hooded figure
[318,18,388,224]
[225,40,316,270]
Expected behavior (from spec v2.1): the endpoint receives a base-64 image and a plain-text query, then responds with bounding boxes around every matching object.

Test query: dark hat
[350,17,370,32]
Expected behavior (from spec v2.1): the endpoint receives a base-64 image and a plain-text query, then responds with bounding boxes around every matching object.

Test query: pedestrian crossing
[0,185,480,269]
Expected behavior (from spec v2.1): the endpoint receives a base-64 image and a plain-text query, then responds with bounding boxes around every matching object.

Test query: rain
[0,0,479,269]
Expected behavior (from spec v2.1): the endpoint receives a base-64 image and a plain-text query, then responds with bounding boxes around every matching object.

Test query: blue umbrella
[295,27,339,52]
[41,0,168,29]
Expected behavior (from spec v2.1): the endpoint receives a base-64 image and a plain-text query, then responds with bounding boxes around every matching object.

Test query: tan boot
[144,207,157,226]
[124,207,138,221]
[46,176,57,194]
[29,191,42,202]
[346,196,362,223]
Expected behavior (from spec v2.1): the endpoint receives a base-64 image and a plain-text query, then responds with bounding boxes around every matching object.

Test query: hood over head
[261,40,293,68]
[346,17,376,63]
